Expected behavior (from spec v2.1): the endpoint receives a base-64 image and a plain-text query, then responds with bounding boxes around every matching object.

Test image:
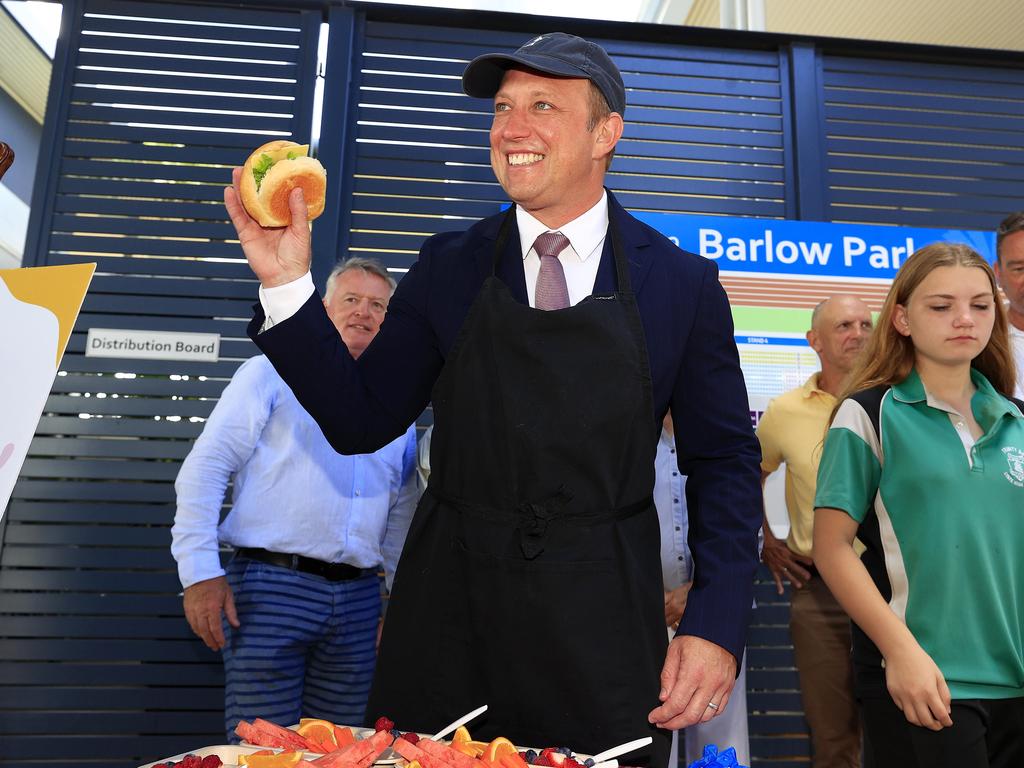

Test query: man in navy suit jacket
[226,32,761,759]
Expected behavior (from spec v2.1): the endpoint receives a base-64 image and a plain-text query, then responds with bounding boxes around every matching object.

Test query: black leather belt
[235,547,370,582]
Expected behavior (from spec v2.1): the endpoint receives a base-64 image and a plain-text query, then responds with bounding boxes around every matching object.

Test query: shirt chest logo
[1002,446,1024,487]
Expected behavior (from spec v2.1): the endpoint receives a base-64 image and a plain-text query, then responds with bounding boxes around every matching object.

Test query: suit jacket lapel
[474,208,529,304]
[594,190,654,296]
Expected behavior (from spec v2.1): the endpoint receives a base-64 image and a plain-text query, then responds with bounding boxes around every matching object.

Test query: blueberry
[558,748,573,756]
[391,729,401,737]
[584,760,594,767]
[525,751,538,763]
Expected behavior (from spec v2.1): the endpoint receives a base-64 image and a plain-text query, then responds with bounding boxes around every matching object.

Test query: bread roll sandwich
[240,140,326,227]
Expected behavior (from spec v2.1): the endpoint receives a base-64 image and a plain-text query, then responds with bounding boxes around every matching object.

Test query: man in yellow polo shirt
[757,295,872,768]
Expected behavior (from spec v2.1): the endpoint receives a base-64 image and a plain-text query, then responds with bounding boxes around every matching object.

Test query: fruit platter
[139,718,598,768]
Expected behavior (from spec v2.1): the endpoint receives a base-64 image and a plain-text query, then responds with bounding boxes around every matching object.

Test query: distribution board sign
[633,212,997,280]
[85,328,220,362]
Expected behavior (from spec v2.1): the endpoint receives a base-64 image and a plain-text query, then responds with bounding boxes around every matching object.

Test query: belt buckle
[290,554,300,571]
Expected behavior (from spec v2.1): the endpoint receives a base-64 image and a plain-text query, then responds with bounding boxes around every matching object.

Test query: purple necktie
[533,231,571,311]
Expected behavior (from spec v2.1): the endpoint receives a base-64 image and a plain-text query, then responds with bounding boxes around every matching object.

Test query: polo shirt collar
[893,367,1022,421]
[800,372,835,402]
[892,368,927,404]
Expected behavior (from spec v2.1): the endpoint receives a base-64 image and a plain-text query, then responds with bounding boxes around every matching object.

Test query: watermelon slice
[252,718,317,751]
[235,717,314,752]
[315,728,394,768]
[392,739,426,763]
[334,727,356,748]
[419,739,483,768]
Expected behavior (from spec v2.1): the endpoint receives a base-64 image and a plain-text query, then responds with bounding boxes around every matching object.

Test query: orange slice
[239,751,303,768]
[484,737,518,764]
[296,718,338,749]
[467,741,490,755]
[237,751,275,765]
[452,726,472,745]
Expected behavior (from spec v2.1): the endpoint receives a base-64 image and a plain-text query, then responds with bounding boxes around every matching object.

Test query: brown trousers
[790,573,862,768]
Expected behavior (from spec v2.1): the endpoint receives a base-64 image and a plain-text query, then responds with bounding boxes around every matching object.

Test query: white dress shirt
[517,191,607,308]
[1010,324,1024,400]
[654,427,692,590]
[258,193,609,324]
[171,355,418,591]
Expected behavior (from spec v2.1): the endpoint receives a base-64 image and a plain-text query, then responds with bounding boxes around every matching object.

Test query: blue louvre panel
[346,21,788,272]
[822,54,1024,229]
[2,0,322,764]
[747,566,807,768]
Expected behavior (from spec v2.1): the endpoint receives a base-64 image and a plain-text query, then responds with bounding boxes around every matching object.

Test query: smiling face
[893,265,996,370]
[324,268,392,359]
[995,229,1024,328]
[489,67,622,229]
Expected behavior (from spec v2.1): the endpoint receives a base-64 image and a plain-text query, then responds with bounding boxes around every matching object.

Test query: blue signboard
[632,212,996,280]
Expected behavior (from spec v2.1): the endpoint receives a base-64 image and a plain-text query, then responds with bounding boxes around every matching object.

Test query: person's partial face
[995,230,1024,323]
[807,297,874,375]
[489,68,618,228]
[324,269,391,359]
[893,265,995,369]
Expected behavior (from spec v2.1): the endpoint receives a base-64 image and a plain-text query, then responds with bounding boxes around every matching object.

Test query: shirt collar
[516,190,609,263]
[892,367,1021,420]
[800,372,835,402]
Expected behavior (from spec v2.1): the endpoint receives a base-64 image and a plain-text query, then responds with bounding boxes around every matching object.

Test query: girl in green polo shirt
[813,242,1024,768]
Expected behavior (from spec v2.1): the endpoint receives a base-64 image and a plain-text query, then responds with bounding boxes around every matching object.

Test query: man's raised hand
[225,166,312,288]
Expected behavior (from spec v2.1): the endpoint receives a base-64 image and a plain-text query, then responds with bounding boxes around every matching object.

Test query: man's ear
[806,328,820,353]
[594,112,624,161]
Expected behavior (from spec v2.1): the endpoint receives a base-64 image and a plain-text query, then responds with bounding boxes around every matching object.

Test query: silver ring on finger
[706,701,719,711]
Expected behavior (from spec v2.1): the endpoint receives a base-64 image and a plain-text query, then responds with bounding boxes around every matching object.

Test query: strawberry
[200,757,223,768]
[374,716,395,733]
[400,732,420,744]
[179,756,202,768]
[538,748,565,767]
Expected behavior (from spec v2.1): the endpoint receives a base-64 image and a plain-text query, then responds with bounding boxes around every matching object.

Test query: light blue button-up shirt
[655,427,692,590]
[172,355,418,591]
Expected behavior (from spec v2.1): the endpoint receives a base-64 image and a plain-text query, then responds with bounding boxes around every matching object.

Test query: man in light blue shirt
[172,257,418,739]
[656,415,751,767]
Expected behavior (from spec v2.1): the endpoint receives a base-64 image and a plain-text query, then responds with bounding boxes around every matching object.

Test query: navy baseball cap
[462,32,626,116]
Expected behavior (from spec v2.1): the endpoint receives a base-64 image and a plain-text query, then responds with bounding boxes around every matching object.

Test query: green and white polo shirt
[815,368,1024,700]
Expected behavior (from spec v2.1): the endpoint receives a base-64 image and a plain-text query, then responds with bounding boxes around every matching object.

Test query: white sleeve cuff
[257,272,316,330]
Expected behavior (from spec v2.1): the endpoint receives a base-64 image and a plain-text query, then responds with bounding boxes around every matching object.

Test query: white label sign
[86,328,220,362]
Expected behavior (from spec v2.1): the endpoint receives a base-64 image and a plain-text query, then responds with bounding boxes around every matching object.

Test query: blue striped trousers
[223,557,381,741]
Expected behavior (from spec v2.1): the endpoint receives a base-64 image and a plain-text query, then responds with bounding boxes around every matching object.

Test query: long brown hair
[832,242,1016,421]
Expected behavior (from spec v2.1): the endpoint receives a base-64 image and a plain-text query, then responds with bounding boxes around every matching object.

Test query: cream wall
[683,0,1024,51]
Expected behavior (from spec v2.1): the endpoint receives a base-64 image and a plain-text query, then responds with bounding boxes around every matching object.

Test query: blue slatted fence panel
[0,0,322,765]
[747,568,808,767]
[346,20,790,273]
[822,54,1024,229]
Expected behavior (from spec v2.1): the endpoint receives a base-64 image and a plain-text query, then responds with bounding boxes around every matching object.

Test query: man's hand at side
[648,635,737,730]
[224,167,312,289]
[762,523,813,594]
[183,575,240,652]
[664,582,691,630]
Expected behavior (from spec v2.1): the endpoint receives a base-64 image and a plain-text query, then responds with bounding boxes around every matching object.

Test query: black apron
[368,209,670,767]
